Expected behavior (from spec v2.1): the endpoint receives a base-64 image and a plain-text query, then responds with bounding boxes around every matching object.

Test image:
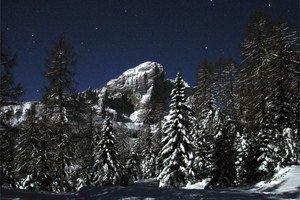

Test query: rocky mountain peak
[93,62,166,125]
[106,61,164,95]
[1,61,169,129]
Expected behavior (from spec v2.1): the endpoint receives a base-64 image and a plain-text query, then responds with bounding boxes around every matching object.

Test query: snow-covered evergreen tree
[15,103,40,190]
[193,60,216,180]
[138,124,156,179]
[148,101,165,176]
[74,89,100,189]
[234,131,248,185]
[92,116,122,186]
[207,115,237,188]
[0,34,23,187]
[237,12,277,183]
[237,12,299,184]
[125,151,142,184]
[266,21,299,167]
[158,72,195,188]
[42,35,77,192]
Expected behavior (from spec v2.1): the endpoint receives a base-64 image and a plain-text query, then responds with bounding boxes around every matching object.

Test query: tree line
[0,11,299,191]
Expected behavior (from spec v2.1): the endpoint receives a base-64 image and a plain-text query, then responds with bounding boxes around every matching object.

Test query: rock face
[106,61,164,98]
[1,61,189,133]
[98,62,166,123]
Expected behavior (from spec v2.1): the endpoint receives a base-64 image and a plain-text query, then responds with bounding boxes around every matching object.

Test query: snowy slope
[0,101,36,126]
[252,165,300,195]
[1,180,288,200]
[107,61,164,91]
[184,166,300,199]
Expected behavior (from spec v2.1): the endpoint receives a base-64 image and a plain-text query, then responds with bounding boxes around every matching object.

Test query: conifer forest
[1,1,299,199]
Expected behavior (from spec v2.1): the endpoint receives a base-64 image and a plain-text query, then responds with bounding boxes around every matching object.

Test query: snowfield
[0,183,285,200]
[1,169,300,200]
[252,165,300,195]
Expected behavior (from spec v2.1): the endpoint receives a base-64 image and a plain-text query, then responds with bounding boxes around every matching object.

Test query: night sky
[1,0,299,101]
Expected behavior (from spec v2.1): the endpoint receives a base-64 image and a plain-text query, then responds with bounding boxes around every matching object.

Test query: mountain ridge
[1,61,188,132]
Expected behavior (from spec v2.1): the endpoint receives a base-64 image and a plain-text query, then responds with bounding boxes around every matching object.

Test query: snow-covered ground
[251,165,300,195]
[182,166,300,199]
[0,184,279,200]
[184,178,211,189]
[2,174,299,200]
[1,166,299,200]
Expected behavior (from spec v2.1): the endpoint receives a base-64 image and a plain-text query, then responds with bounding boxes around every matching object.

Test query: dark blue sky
[1,0,299,101]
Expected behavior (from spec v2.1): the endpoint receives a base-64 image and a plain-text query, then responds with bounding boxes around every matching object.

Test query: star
[31,34,34,37]
[219,48,224,54]
[95,27,100,30]
[6,27,9,31]
[36,89,39,93]
[80,41,84,45]
[204,46,208,50]
[268,2,271,7]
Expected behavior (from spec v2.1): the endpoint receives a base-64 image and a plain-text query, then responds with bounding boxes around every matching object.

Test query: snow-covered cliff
[0,61,174,131]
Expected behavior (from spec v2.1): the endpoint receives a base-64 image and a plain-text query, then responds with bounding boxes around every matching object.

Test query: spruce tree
[15,103,40,190]
[237,13,299,184]
[36,115,54,192]
[92,116,122,186]
[158,72,194,188]
[15,103,53,191]
[193,60,216,180]
[42,35,76,192]
[207,115,237,188]
[0,33,23,187]
[147,101,165,176]
[266,21,299,167]
[125,151,142,184]
[208,60,238,188]
[237,12,277,184]
[138,123,156,179]
[75,89,99,188]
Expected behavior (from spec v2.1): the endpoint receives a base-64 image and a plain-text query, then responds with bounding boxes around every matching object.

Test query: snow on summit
[106,61,164,88]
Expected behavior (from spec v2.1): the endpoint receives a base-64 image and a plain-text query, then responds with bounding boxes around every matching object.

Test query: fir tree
[125,151,142,184]
[207,59,238,188]
[42,35,76,192]
[0,34,23,187]
[207,115,237,188]
[75,89,99,188]
[193,60,216,180]
[237,12,276,183]
[266,21,299,167]
[15,103,40,190]
[147,101,165,176]
[0,112,18,187]
[158,72,195,188]
[15,103,54,191]
[36,116,54,192]
[92,116,122,186]
[138,123,156,179]
[115,126,132,169]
